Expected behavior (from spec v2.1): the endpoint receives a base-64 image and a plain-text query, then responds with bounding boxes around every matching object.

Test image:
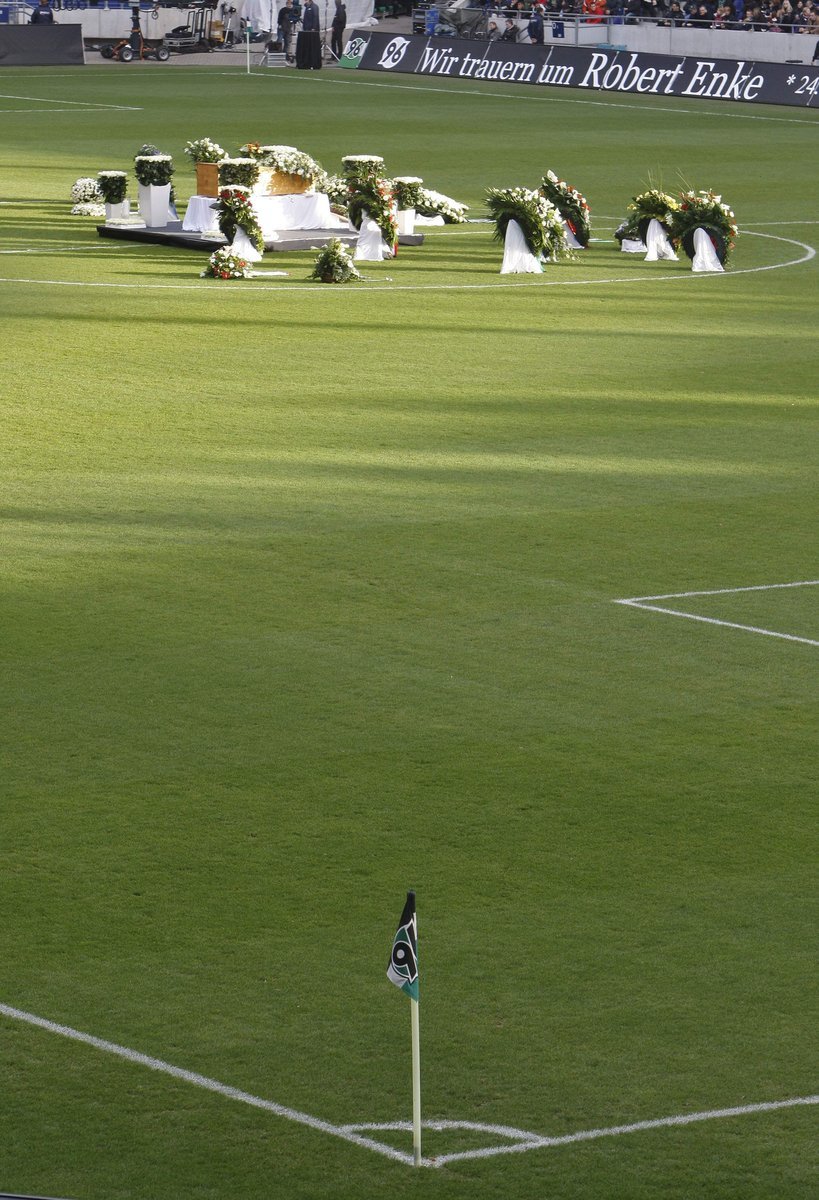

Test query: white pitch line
[0,92,141,110]
[614,580,819,648]
[0,1002,413,1167]
[2,1001,817,1170]
[255,69,819,125]
[0,230,812,294]
[428,1096,819,1165]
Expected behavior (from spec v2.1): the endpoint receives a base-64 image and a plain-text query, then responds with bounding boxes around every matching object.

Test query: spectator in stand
[643,0,667,21]
[30,0,55,21]
[527,3,546,39]
[487,18,502,36]
[583,0,608,20]
[712,4,732,23]
[624,0,643,20]
[501,16,520,36]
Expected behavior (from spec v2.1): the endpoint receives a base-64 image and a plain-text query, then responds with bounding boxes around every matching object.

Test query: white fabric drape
[620,238,646,253]
[231,228,264,262]
[562,219,584,250]
[354,212,393,261]
[692,226,725,273]
[644,218,677,262]
[500,218,542,275]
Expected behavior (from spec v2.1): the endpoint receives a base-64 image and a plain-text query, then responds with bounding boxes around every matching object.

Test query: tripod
[322,0,341,62]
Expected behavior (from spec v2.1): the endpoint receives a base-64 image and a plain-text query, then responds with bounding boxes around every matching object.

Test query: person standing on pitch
[278,0,296,61]
[301,0,320,31]
[330,0,346,58]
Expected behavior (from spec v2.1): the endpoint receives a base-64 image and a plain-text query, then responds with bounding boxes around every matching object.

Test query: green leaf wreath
[97,171,128,204]
[134,154,174,187]
[615,187,679,244]
[392,176,423,210]
[670,189,738,265]
[211,187,265,253]
[539,170,591,247]
[486,187,565,259]
[218,158,260,190]
[308,238,362,284]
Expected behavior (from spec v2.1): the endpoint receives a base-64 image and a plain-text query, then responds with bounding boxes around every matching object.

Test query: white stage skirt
[182,192,346,237]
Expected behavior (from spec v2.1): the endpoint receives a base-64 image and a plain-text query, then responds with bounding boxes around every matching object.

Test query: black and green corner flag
[387,890,419,1002]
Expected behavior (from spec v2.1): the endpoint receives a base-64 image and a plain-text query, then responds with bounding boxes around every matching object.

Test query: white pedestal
[396,208,416,236]
[138,183,171,228]
[105,201,128,221]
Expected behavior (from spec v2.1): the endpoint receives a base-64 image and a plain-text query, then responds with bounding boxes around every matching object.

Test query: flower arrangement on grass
[200,246,251,279]
[486,187,565,259]
[670,189,738,264]
[71,177,102,204]
[218,157,261,189]
[415,187,468,224]
[134,154,174,187]
[211,186,265,252]
[70,176,105,216]
[97,171,128,204]
[347,177,398,249]
[308,238,362,283]
[240,144,321,181]
[615,187,679,244]
[392,176,423,210]
[540,169,590,247]
[184,137,227,164]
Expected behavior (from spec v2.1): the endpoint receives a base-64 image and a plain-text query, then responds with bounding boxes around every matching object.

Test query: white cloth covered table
[182,192,343,237]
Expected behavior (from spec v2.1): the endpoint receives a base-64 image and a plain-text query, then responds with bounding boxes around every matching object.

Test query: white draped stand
[231,228,263,262]
[354,212,393,261]
[500,219,542,275]
[692,226,725,273]
[620,237,647,253]
[562,219,585,250]
[644,217,677,262]
[396,208,416,236]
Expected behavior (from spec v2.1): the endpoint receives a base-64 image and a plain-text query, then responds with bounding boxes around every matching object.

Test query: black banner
[341,31,819,109]
[0,25,85,67]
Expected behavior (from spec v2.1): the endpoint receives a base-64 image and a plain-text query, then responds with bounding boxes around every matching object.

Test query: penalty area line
[614,580,819,648]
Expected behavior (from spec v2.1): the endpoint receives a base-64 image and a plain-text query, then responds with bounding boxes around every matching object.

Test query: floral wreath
[615,187,679,244]
[540,170,591,247]
[347,178,398,249]
[241,144,322,181]
[211,187,265,253]
[415,187,468,224]
[670,189,738,265]
[486,186,566,259]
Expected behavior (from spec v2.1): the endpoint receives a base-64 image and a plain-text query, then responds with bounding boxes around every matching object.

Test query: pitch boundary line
[614,579,819,647]
[0,91,141,111]
[1,1001,816,1169]
[0,231,811,294]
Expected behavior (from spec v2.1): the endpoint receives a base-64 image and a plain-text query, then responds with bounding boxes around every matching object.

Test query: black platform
[96,221,424,253]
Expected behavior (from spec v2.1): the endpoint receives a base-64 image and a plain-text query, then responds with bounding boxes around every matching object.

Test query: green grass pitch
[0,60,817,1199]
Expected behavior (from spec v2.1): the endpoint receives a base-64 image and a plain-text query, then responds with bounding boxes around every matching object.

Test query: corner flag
[387,890,419,1002]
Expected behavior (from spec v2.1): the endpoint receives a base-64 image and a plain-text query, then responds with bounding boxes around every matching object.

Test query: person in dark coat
[527,3,546,39]
[30,0,55,22]
[278,0,296,59]
[330,0,346,58]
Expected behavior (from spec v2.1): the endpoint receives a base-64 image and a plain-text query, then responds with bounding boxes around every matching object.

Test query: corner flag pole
[387,889,422,1166]
[411,988,422,1166]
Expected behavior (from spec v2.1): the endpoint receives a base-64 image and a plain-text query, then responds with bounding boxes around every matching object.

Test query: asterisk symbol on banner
[787,74,796,84]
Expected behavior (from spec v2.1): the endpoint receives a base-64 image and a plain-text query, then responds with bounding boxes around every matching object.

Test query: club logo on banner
[340,35,369,68]
[378,36,411,70]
